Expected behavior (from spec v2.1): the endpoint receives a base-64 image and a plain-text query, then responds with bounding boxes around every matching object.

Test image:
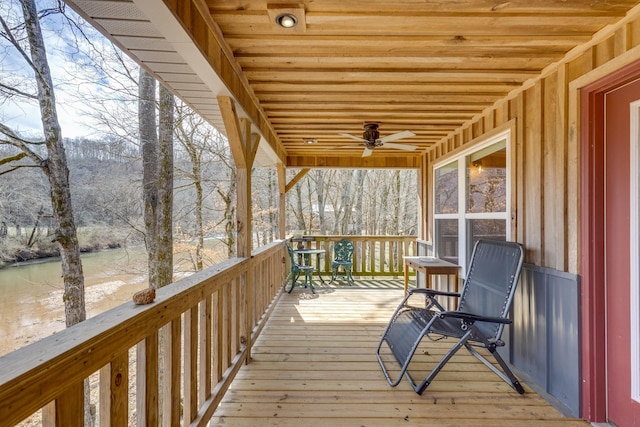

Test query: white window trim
[433,129,512,276]
[629,99,640,402]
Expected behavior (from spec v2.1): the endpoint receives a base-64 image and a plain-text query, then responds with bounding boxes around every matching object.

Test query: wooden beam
[167,0,287,164]
[286,155,421,169]
[277,163,286,239]
[219,96,247,170]
[239,118,260,168]
[285,168,311,193]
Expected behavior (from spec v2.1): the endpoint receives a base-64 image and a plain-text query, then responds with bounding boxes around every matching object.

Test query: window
[433,131,510,275]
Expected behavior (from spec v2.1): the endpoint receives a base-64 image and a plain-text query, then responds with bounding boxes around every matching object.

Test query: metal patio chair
[330,238,354,285]
[286,243,316,293]
[376,239,525,395]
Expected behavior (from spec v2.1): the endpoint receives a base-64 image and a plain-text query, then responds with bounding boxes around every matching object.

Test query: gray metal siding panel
[510,264,581,417]
[513,268,548,386]
[546,273,581,415]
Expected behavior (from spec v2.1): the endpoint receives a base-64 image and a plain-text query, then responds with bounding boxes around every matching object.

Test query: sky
[0,0,132,140]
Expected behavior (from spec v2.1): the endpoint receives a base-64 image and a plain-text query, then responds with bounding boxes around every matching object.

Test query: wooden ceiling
[67,0,640,167]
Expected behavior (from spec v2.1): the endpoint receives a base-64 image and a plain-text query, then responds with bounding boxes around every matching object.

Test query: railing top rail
[0,256,250,423]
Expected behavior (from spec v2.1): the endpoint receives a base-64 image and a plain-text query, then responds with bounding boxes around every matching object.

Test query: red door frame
[580,58,640,422]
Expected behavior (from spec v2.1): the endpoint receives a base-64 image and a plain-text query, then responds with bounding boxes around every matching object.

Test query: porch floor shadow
[212,279,589,426]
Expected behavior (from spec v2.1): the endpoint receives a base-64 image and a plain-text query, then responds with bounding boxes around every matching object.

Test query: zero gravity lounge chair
[376,239,525,395]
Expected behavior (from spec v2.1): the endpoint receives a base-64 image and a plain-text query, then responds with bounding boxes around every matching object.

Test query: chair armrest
[438,311,512,325]
[408,288,460,298]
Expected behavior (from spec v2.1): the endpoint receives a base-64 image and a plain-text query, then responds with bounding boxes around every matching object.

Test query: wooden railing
[298,235,417,277]
[0,235,416,425]
[0,240,287,426]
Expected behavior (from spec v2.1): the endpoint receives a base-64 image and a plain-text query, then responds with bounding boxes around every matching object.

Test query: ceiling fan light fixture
[276,13,297,28]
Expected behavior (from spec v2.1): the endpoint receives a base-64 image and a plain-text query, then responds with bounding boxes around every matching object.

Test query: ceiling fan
[338,123,417,157]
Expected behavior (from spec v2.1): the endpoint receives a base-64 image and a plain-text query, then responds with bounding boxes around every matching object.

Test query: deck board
[212,280,589,426]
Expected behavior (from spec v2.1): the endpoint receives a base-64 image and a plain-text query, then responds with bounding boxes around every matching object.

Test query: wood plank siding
[213,280,589,426]
[424,7,640,275]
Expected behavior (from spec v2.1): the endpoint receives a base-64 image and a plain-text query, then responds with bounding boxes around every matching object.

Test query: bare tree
[284,168,417,237]
[139,67,174,289]
[156,85,174,285]
[0,0,86,325]
[174,106,206,270]
[313,170,327,234]
[0,1,93,423]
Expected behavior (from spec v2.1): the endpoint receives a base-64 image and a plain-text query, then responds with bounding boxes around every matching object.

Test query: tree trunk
[391,170,401,234]
[139,68,159,287]
[314,170,326,234]
[294,184,306,231]
[218,168,237,258]
[21,0,86,327]
[140,69,175,289]
[337,172,354,234]
[20,0,89,422]
[156,85,174,287]
[353,170,366,235]
[267,168,276,242]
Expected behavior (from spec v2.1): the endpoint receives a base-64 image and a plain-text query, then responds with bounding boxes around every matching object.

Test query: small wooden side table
[403,256,461,295]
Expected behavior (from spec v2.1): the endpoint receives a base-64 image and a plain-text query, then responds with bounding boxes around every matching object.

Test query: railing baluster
[99,351,128,427]
[214,288,222,383]
[42,381,83,427]
[183,306,198,425]
[199,299,212,405]
[161,318,181,427]
[136,333,158,427]
[231,277,239,358]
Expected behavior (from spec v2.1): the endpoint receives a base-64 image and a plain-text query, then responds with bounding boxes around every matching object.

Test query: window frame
[432,129,512,276]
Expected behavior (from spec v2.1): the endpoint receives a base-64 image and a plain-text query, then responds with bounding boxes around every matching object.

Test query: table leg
[453,272,459,309]
[316,253,326,283]
[404,261,409,295]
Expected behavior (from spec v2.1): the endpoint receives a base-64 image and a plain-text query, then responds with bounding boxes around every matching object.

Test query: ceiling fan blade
[381,142,418,151]
[339,132,367,142]
[379,130,415,143]
[331,143,362,149]
[362,147,374,157]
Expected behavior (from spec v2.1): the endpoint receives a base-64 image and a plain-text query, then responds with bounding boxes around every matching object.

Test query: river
[0,247,150,357]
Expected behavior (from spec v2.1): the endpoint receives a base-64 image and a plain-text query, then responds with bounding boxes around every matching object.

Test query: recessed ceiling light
[304,138,317,144]
[267,6,306,32]
[276,13,297,28]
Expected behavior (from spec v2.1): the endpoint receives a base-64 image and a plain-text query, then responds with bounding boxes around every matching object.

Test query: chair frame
[330,238,355,285]
[286,243,316,293]
[376,239,525,395]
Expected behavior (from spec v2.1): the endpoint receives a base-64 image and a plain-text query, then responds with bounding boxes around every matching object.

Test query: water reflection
[0,247,148,356]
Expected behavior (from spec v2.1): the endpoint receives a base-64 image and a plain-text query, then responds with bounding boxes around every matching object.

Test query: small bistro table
[293,248,327,285]
[291,236,314,250]
[403,256,461,296]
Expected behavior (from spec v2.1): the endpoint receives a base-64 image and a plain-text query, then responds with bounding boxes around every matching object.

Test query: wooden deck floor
[212,280,589,426]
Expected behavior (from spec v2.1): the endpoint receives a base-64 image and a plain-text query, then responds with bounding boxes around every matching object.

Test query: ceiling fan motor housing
[363,123,381,146]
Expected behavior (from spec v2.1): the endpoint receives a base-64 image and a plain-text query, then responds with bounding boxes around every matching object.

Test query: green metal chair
[330,238,354,285]
[286,243,316,293]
